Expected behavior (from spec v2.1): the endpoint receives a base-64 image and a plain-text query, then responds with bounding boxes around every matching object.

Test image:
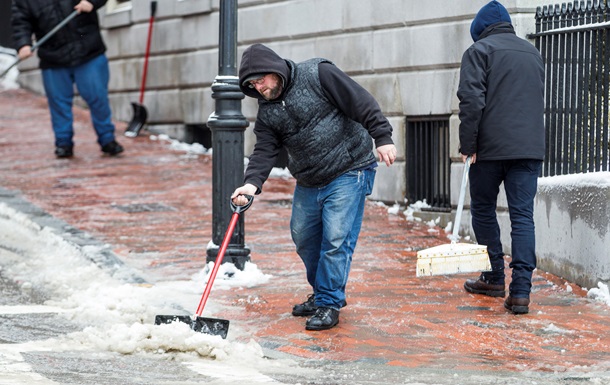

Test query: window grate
[405,116,451,212]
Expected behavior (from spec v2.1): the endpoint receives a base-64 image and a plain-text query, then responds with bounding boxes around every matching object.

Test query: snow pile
[195,260,272,290]
[588,282,610,306]
[538,171,610,191]
[150,134,209,155]
[386,202,401,215]
[0,202,272,362]
[542,323,573,335]
[64,321,264,360]
[382,199,432,222]
[0,47,20,90]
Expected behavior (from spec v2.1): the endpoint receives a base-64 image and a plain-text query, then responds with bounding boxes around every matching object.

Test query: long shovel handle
[194,195,254,316]
[0,57,21,79]
[138,1,157,104]
[32,10,79,52]
[0,10,78,79]
[451,156,472,243]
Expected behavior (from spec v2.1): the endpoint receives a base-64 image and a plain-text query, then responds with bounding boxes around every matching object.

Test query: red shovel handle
[194,195,254,316]
[138,1,157,104]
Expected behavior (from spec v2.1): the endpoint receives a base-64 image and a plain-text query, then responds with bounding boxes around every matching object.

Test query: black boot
[305,307,340,331]
[55,146,73,158]
[464,273,505,297]
[504,296,530,314]
[101,140,124,156]
[292,294,317,316]
[292,294,347,316]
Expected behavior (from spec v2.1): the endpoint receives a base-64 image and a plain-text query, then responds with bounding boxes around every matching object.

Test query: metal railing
[405,116,451,211]
[529,0,610,176]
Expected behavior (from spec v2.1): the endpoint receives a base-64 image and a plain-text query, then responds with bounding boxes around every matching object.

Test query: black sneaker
[292,294,347,317]
[305,307,339,331]
[292,294,316,316]
[101,140,124,156]
[55,146,73,158]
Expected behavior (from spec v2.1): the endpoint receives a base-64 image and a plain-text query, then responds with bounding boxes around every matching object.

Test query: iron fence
[529,0,610,176]
[405,116,451,211]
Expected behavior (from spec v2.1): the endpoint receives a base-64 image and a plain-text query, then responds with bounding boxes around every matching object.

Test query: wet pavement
[1,88,610,383]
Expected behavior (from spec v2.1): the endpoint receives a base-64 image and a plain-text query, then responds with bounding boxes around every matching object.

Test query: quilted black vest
[256,58,375,188]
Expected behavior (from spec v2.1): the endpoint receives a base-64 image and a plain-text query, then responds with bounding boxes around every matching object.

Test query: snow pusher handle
[451,156,471,244]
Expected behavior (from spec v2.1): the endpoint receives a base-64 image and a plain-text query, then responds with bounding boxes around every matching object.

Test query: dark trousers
[469,159,542,298]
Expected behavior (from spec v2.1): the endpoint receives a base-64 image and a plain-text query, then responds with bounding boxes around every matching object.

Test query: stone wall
[15,0,541,204]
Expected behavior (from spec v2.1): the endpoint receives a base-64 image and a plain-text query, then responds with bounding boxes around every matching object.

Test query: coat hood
[470,1,512,42]
[238,44,290,99]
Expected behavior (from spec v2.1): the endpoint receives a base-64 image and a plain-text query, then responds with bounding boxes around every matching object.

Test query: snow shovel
[0,10,78,79]
[155,194,254,339]
[124,1,157,138]
[416,156,490,276]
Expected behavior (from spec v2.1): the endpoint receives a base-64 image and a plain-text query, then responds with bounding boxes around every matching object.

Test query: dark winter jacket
[11,0,107,69]
[457,19,545,161]
[238,44,394,190]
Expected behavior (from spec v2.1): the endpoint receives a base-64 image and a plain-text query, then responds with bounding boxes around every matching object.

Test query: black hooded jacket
[238,44,394,190]
[11,0,107,69]
[457,21,545,161]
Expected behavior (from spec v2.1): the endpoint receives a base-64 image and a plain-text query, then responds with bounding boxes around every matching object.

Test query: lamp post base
[206,246,251,271]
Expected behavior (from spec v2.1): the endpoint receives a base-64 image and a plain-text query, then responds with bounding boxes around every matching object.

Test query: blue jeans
[469,159,542,298]
[42,54,116,148]
[290,168,376,310]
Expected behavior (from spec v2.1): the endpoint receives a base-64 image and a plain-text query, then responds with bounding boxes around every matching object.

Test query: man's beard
[262,84,283,101]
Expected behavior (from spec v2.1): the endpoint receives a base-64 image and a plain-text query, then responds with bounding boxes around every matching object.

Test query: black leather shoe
[55,146,73,158]
[101,140,124,156]
[292,294,347,317]
[292,294,317,316]
[464,274,505,297]
[504,296,530,314]
[305,307,339,331]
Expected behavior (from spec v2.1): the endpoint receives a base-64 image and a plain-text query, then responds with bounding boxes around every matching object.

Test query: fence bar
[534,1,609,176]
[405,117,451,211]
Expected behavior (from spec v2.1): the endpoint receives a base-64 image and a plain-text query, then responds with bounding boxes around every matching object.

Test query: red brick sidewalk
[1,88,609,375]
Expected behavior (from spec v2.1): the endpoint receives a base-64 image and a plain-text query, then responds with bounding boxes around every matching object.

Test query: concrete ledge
[533,172,610,289]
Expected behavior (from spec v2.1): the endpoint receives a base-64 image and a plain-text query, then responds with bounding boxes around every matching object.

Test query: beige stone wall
[16,0,542,203]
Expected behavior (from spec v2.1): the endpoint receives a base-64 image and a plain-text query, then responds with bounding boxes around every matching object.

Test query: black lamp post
[206,0,250,270]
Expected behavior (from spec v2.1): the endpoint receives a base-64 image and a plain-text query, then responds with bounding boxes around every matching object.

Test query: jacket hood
[239,44,290,99]
[470,1,512,42]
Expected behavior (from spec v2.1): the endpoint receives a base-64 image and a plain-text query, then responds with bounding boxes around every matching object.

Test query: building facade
[16,1,609,288]
[15,0,542,203]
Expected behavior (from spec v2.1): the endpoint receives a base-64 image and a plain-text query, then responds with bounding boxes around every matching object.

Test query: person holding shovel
[11,0,123,158]
[232,43,396,331]
[457,0,545,314]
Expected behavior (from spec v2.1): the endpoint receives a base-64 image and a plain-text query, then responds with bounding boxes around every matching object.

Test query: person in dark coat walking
[11,0,123,158]
[458,1,545,314]
[232,44,396,330]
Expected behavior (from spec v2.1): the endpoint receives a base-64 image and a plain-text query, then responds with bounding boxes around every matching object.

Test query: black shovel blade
[193,317,230,339]
[124,102,148,138]
[154,315,230,339]
[155,315,192,326]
